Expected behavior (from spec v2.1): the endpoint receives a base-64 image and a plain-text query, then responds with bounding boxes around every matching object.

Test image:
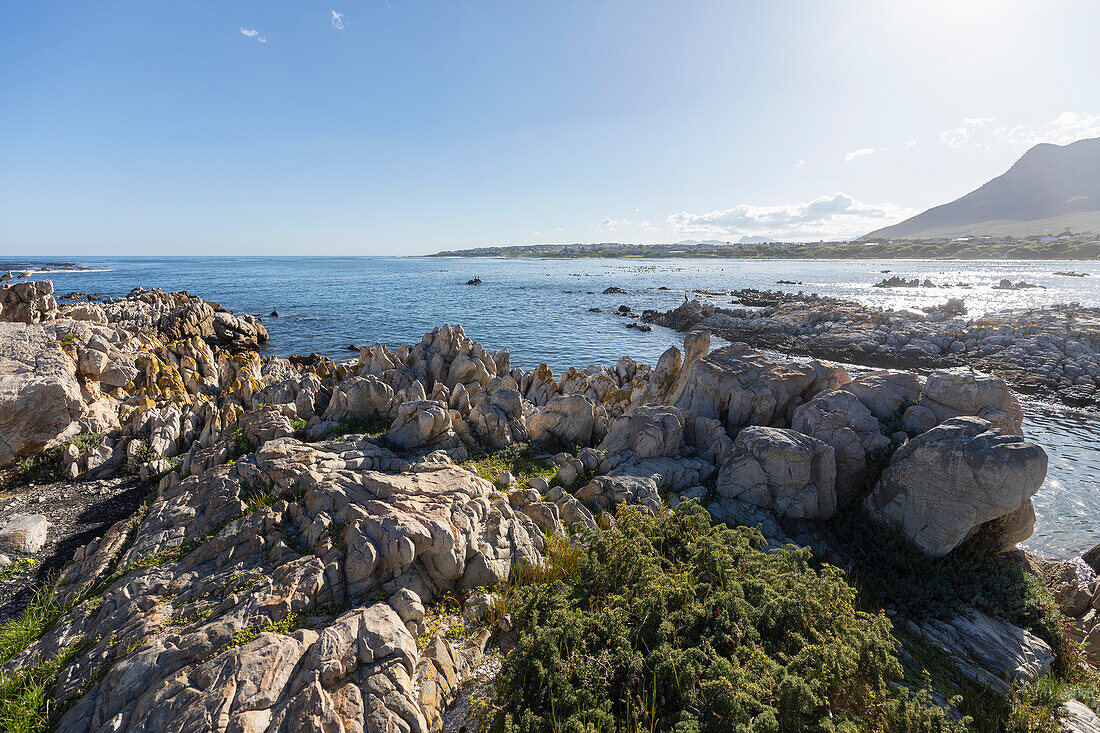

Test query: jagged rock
[598,404,684,471]
[1034,558,1094,617]
[0,514,50,553]
[672,343,848,432]
[1060,700,1100,733]
[385,399,465,459]
[239,405,296,449]
[324,375,395,422]
[864,417,1047,556]
[907,610,1053,695]
[0,280,57,323]
[716,426,837,520]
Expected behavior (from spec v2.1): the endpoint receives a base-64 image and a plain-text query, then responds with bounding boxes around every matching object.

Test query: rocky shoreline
[1,279,1099,731]
[641,289,1100,409]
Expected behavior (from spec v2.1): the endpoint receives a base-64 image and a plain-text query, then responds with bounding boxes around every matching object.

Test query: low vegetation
[461,442,558,486]
[316,414,391,442]
[481,501,967,733]
[0,433,104,490]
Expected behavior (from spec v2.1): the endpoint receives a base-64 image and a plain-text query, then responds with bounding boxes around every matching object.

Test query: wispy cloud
[331,10,345,29]
[666,193,916,242]
[601,218,653,231]
[795,159,805,168]
[240,27,267,43]
[940,113,1100,149]
[844,147,875,163]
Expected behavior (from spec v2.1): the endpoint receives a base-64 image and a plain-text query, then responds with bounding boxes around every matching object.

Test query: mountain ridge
[864,137,1100,239]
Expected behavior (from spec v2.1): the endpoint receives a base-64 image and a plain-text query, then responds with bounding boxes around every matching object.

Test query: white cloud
[602,218,653,231]
[940,112,1100,149]
[331,10,345,29]
[902,138,919,150]
[795,159,805,168]
[844,147,875,162]
[240,27,267,42]
[666,193,917,242]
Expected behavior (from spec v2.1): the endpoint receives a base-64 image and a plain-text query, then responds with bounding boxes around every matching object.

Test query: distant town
[431,231,1100,260]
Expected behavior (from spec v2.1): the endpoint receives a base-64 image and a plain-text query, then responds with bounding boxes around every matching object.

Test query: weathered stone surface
[907,610,1054,695]
[920,369,1025,435]
[0,280,57,323]
[717,426,837,520]
[864,417,1047,556]
[672,342,848,432]
[791,389,889,507]
[598,404,684,471]
[324,375,395,422]
[385,399,465,458]
[527,394,597,448]
[0,323,87,466]
[0,514,49,553]
[238,405,296,449]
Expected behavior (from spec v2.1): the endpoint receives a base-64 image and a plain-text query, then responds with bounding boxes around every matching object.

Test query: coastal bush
[461,442,557,487]
[481,501,966,733]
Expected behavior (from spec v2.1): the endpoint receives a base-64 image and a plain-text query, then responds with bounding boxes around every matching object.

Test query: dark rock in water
[993,279,1045,290]
[269,310,279,317]
[588,307,602,313]
[657,286,671,290]
[874,276,934,288]
[603,286,627,295]
[1083,542,1100,574]
[922,298,967,317]
[637,323,652,332]
[1054,271,1089,277]
[344,344,358,351]
[776,280,803,285]
[618,305,631,313]
[466,277,483,285]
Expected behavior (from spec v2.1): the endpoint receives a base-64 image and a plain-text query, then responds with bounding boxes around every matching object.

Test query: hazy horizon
[3,1,1100,256]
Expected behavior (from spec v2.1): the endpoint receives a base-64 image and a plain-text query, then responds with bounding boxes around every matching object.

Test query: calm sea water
[12,256,1100,559]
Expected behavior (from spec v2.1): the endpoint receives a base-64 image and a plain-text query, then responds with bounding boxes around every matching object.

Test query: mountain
[864,137,1100,240]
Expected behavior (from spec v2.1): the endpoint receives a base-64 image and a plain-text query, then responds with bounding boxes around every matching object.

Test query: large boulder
[324,375,395,422]
[598,405,685,471]
[837,370,923,422]
[716,426,837,520]
[672,343,848,433]
[791,389,891,507]
[0,323,87,466]
[527,394,597,448]
[919,369,1024,435]
[864,416,1047,556]
[385,400,465,458]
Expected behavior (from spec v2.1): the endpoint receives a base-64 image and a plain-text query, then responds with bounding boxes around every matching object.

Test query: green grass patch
[317,414,392,442]
[461,442,557,487]
[0,560,36,584]
[229,612,301,648]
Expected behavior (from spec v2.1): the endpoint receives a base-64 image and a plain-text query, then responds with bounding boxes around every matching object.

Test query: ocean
[11,255,1100,559]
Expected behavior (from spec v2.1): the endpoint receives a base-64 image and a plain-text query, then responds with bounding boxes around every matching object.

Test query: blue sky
[3,1,1099,255]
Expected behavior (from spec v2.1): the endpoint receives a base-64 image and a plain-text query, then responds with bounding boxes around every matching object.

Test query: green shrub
[482,501,966,733]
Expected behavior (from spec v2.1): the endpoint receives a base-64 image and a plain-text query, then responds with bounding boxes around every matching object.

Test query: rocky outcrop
[671,342,848,433]
[907,610,1054,695]
[0,280,58,323]
[6,439,544,732]
[864,417,1047,556]
[644,292,1100,409]
[0,323,87,466]
[716,426,837,520]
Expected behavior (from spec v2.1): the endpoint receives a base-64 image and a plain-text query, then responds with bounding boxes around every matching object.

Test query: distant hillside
[865,137,1100,240]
